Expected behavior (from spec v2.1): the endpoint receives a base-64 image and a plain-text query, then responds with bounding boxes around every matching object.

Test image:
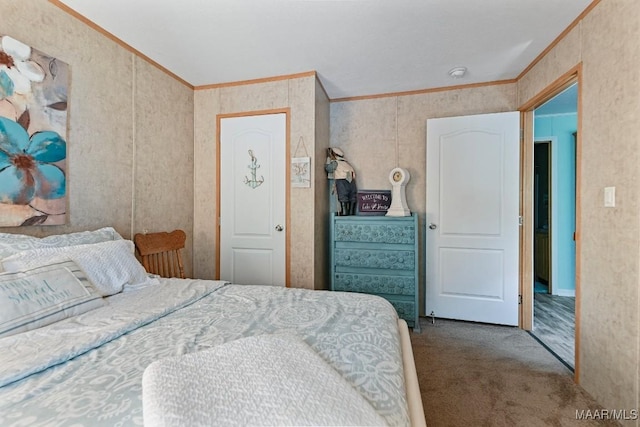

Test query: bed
[0,228,425,426]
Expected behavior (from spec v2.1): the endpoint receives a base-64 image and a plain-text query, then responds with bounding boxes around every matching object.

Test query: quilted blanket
[0,280,409,426]
[143,334,387,426]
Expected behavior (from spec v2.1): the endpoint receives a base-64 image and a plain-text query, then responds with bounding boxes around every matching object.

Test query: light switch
[604,186,615,207]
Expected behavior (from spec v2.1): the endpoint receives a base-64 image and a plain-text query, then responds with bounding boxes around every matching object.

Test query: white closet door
[219,113,286,286]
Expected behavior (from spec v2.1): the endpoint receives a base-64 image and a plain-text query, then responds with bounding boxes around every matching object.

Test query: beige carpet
[410,318,619,427]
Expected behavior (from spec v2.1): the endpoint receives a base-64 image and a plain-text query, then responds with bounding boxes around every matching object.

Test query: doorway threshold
[527,331,574,373]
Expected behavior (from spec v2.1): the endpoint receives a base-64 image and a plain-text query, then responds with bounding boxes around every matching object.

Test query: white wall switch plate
[604,186,616,207]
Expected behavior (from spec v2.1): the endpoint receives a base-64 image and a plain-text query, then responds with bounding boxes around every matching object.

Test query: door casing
[519,64,581,382]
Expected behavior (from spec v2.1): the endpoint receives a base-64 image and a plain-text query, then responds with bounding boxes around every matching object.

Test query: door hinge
[518,216,523,226]
[518,295,522,305]
[520,128,524,142]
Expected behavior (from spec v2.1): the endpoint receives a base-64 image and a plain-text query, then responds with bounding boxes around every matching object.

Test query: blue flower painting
[0,35,68,226]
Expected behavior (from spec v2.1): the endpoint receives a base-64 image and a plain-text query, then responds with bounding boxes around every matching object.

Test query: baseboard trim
[554,289,576,297]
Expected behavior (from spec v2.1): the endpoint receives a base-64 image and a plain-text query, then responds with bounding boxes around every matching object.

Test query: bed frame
[399,319,427,427]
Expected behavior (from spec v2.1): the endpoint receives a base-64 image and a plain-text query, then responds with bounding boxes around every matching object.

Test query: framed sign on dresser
[329,213,420,331]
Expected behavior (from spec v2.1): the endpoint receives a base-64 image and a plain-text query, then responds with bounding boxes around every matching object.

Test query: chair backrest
[134,229,186,279]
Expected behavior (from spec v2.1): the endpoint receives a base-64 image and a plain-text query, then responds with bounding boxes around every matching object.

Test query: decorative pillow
[0,260,105,338]
[0,227,123,260]
[2,240,151,297]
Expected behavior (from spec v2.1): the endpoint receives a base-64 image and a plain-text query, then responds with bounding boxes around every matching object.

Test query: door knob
[275,224,284,232]
[428,223,437,230]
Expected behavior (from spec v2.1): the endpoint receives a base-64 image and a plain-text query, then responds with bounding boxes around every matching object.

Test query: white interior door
[220,113,286,286]
[426,112,520,325]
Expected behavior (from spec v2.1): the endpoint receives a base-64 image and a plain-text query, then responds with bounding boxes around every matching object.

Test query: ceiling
[55,0,593,100]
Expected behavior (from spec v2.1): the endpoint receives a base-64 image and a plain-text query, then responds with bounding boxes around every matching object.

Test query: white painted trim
[556,289,576,297]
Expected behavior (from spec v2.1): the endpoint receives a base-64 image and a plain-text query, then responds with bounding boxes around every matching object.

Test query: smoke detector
[448,67,467,78]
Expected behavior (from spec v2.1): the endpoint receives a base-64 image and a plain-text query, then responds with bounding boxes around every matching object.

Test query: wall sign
[291,156,310,188]
[356,190,391,216]
[291,136,311,188]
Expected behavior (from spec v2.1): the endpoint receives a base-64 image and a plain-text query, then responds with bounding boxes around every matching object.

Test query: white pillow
[0,227,123,259]
[0,260,105,338]
[2,240,150,297]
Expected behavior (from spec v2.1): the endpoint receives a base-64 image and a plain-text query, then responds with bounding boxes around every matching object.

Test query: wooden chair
[134,229,186,279]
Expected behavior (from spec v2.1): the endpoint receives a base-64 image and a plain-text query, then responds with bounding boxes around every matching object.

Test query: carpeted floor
[410,318,619,427]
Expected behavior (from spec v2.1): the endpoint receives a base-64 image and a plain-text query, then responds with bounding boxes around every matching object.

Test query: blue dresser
[330,213,420,331]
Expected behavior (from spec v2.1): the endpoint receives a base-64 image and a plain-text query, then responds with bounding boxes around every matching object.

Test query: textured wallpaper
[0,0,195,276]
[518,0,640,413]
[3,0,638,415]
[330,83,518,313]
[193,75,324,289]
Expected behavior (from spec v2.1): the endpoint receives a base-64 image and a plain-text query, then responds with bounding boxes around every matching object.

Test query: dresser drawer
[335,248,415,270]
[333,273,415,296]
[334,222,415,244]
[387,300,416,327]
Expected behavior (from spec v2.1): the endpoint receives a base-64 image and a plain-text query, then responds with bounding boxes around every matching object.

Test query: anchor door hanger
[244,149,265,189]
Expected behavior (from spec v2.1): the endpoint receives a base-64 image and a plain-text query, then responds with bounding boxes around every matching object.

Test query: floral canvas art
[0,35,68,226]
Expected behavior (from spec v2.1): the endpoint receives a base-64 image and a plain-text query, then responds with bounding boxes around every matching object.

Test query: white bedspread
[143,334,388,426]
[0,280,409,426]
[0,279,226,387]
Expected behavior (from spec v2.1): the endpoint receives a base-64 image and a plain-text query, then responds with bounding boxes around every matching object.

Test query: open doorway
[530,83,578,370]
[534,140,551,292]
